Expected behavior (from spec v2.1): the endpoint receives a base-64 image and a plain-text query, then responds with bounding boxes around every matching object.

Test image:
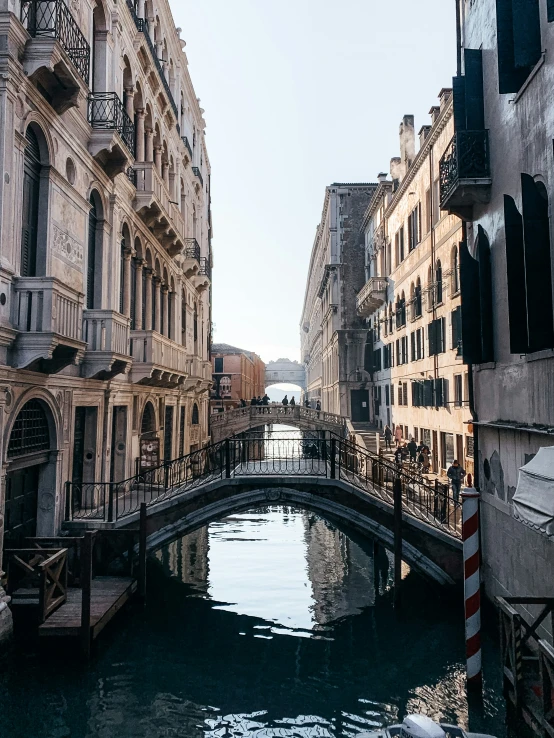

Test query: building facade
[0,0,213,639]
[441,0,554,597]
[300,184,376,418]
[210,344,265,411]
[360,97,473,477]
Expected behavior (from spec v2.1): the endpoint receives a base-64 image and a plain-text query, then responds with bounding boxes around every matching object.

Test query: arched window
[193,303,198,350]
[410,282,415,321]
[130,257,137,329]
[400,291,406,326]
[181,290,187,346]
[428,265,435,307]
[8,399,50,458]
[388,302,393,334]
[415,277,422,317]
[21,127,42,277]
[119,239,126,314]
[141,401,156,436]
[451,246,460,294]
[436,260,443,304]
[192,403,199,425]
[92,3,108,93]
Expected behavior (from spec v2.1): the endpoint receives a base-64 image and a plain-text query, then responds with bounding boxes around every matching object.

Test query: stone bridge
[65,437,463,587]
[265,359,306,390]
[210,405,348,443]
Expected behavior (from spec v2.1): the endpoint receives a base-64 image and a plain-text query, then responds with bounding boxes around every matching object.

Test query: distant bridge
[265,359,306,390]
[65,436,463,586]
[210,405,346,443]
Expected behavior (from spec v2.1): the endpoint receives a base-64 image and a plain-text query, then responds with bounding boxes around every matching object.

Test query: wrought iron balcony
[126,167,137,187]
[182,137,193,159]
[192,167,203,188]
[193,257,211,292]
[88,93,135,177]
[439,130,491,220]
[82,310,132,380]
[11,277,86,372]
[356,277,388,318]
[20,0,90,113]
[182,238,201,277]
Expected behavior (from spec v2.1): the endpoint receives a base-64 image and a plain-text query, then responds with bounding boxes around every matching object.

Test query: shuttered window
[548,0,554,21]
[496,0,541,94]
[21,128,41,278]
[87,199,97,310]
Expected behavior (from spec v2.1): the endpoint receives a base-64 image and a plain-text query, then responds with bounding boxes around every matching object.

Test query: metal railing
[439,130,490,207]
[126,167,137,186]
[192,166,203,187]
[88,92,135,157]
[198,257,211,279]
[183,239,200,262]
[182,137,193,159]
[66,435,461,538]
[134,15,179,125]
[21,0,90,84]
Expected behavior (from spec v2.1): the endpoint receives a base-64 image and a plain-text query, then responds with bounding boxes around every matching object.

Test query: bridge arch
[265,359,306,391]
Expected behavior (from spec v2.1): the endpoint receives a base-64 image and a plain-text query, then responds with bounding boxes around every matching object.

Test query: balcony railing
[134,162,185,245]
[182,137,193,159]
[21,0,90,85]
[192,167,203,187]
[83,310,130,356]
[130,330,188,375]
[88,93,135,157]
[126,167,137,186]
[439,130,490,209]
[184,239,201,262]
[198,257,211,279]
[13,277,83,340]
[356,277,388,318]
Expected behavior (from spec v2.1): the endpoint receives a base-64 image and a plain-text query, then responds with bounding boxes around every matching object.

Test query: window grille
[8,400,50,457]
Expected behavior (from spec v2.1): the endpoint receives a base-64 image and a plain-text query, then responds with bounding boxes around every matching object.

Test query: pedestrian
[407,437,417,463]
[240,398,247,408]
[421,446,430,473]
[447,459,466,503]
[290,396,296,407]
[282,395,289,413]
[394,446,404,468]
[316,400,321,412]
[394,425,403,447]
[384,424,392,450]
[304,398,310,408]
[251,396,257,406]
[262,394,269,405]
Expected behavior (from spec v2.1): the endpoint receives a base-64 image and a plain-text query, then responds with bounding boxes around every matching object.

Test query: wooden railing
[5,548,68,623]
[83,309,131,356]
[12,277,84,340]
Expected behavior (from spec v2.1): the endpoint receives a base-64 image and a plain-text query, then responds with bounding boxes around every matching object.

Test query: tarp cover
[513,446,554,536]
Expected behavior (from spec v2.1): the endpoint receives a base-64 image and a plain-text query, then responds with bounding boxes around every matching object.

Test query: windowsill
[451,289,461,299]
[526,348,554,363]
[511,52,546,105]
[475,362,496,371]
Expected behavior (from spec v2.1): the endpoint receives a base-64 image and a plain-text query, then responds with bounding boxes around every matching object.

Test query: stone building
[0,0,212,639]
[441,0,554,597]
[360,96,473,477]
[300,184,376,417]
[210,343,265,411]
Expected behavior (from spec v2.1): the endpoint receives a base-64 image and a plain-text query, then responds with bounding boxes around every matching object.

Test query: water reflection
[0,477,505,738]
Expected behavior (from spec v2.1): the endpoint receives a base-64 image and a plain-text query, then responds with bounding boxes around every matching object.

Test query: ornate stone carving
[52,224,83,268]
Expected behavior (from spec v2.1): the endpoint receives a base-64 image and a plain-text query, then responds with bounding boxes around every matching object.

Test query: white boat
[358,714,497,738]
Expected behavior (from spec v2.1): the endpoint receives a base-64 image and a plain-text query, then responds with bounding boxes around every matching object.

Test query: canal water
[0,427,506,738]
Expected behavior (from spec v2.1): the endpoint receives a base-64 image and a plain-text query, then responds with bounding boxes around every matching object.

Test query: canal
[0,428,506,738]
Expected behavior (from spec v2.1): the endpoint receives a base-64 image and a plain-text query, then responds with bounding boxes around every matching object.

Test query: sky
[172,0,457,365]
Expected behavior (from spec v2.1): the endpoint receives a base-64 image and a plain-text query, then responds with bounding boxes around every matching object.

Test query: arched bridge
[265,359,306,390]
[65,436,463,586]
[210,405,347,443]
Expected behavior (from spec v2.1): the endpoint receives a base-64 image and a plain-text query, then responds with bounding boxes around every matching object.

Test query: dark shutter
[179,407,185,457]
[142,270,147,330]
[452,306,462,352]
[151,278,156,329]
[512,0,541,70]
[21,129,41,278]
[548,0,554,22]
[504,196,528,353]
[119,243,125,315]
[452,75,467,131]
[521,174,554,351]
[460,240,483,363]
[496,0,530,93]
[411,332,416,361]
[87,201,97,310]
[476,226,494,362]
[129,258,137,330]
[428,322,435,356]
[464,49,485,131]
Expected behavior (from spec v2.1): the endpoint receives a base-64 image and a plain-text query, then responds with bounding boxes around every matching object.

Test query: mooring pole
[393,475,402,608]
[462,487,482,690]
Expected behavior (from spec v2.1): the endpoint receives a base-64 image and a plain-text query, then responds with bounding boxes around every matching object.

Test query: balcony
[192,167,203,188]
[183,356,212,391]
[81,310,132,380]
[130,330,188,387]
[182,137,193,161]
[192,257,211,292]
[182,239,200,277]
[356,277,388,318]
[134,163,185,256]
[88,93,135,178]
[20,0,90,114]
[439,130,491,221]
[10,277,86,372]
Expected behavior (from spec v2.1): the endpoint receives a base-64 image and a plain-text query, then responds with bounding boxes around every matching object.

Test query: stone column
[145,128,154,163]
[162,161,169,190]
[144,269,153,330]
[137,0,145,17]
[136,109,145,162]
[162,285,169,337]
[154,278,162,333]
[123,251,132,318]
[125,87,134,120]
[154,146,163,176]
[135,260,144,330]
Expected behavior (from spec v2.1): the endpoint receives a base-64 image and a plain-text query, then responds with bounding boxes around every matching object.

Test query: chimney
[377,172,388,183]
[419,125,431,148]
[439,87,453,110]
[429,106,440,124]
[399,115,415,178]
[390,157,402,190]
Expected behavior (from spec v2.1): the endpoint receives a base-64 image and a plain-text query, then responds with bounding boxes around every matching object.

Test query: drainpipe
[455,0,463,77]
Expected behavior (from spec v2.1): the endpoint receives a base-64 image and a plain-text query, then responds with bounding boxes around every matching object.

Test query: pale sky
[173,1,457,364]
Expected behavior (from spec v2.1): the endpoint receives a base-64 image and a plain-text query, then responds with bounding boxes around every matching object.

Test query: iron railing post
[393,475,403,608]
[65,480,72,521]
[108,483,114,523]
[225,438,231,478]
[330,438,336,479]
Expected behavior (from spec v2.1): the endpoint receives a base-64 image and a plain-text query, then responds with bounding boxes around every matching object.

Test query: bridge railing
[210,404,347,433]
[65,436,461,538]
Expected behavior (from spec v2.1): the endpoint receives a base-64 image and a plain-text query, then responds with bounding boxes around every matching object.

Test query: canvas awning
[512,446,554,536]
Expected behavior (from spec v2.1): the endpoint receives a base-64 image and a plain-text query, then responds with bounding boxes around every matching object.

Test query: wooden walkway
[39,577,137,640]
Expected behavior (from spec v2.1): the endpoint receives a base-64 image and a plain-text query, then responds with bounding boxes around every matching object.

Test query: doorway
[350,390,370,422]
[110,406,128,482]
[4,467,39,547]
[72,407,98,510]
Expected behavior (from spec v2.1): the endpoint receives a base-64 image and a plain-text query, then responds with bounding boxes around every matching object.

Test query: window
[21,127,43,278]
[396,336,408,365]
[396,293,406,329]
[496,0,542,94]
[385,384,390,406]
[390,384,394,405]
[414,278,422,318]
[214,357,223,373]
[549,0,554,22]
[411,328,424,361]
[192,403,199,425]
[8,400,50,458]
[454,374,463,407]
[388,303,393,333]
[398,382,408,406]
[451,246,460,294]
[408,204,421,251]
[451,306,462,354]
[435,260,443,304]
[383,344,393,369]
[466,435,474,458]
[425,188,432,233]
[428,317,446,355]
[395,226,405,265]
[373,347,382,372]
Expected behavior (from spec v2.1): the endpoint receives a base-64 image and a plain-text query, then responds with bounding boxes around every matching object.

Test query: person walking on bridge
[251,397,257,406]
[290,396,296,407]
[304,398,310,408]
[447,460,465,503]
[316,400,321,414]
[394,424,403,447]
[282,395,289,413]
[384,425,392,450]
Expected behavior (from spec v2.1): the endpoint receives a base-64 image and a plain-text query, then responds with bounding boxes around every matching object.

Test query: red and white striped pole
[462,487,482,690]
